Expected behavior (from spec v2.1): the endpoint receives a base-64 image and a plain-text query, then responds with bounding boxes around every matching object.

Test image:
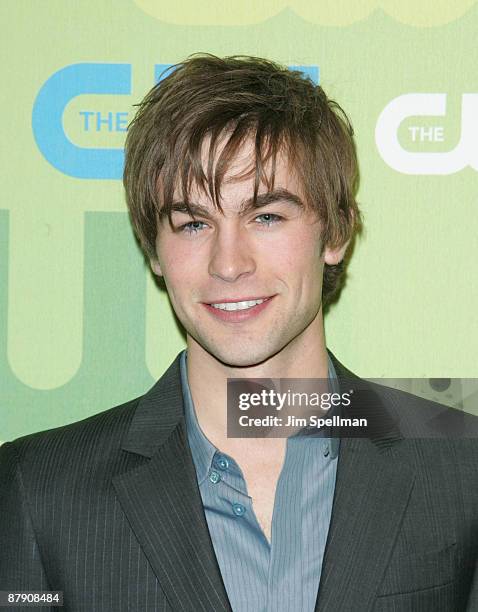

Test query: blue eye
[181,220,207,234]
[255,213,282,226]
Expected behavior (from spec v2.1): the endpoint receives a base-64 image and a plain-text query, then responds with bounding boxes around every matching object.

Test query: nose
[208,224,256,283]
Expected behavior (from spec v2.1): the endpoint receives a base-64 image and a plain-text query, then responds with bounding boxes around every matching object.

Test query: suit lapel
[113,355,232,612]
[315,353,416,611]
[315,437,415,611]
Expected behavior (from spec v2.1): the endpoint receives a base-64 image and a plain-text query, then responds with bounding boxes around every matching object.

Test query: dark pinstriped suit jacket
[1,352,477,611]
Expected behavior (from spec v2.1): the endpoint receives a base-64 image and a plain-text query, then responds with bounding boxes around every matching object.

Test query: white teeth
[211,299,266,311]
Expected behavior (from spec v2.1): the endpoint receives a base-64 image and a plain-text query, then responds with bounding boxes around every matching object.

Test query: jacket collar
[122,353,184,457]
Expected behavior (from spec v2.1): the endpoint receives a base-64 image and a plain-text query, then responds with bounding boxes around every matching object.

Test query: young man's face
[152,138,347,368]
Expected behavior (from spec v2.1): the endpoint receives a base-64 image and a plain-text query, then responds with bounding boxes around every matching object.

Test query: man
[1,55,477,611]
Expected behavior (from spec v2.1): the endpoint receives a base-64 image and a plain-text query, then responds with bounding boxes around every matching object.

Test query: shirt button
[209,470,221,484]
[232,503,246,517]
[215,455,229,471]
[323,443,330,457]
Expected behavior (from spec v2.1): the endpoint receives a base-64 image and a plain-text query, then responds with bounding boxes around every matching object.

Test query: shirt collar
[180,350,217,484]
[325,356,341,459]
[180,349,339,482]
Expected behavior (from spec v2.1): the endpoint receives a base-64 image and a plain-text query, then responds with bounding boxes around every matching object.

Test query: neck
[186,310,329,458]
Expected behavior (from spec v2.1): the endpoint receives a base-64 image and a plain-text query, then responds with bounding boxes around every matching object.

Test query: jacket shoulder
[1,396,142,478]
[373,382,478,439]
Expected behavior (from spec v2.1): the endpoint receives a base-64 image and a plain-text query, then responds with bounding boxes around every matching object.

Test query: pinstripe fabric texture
[1,351,477,611]
[181,350,339,611]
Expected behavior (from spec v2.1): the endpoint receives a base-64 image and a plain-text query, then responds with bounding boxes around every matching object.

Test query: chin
[203,339,283,369]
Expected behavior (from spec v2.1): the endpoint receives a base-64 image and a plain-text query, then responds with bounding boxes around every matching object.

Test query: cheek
[158,245,207,309]
[270,232,323,274]
[157,239,196,282]
[285,235,325,300]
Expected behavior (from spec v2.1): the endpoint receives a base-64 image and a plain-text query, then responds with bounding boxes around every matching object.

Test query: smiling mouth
[208,298,269,311]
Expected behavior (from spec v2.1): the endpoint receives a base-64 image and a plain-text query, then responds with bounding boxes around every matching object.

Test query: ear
[323,240,350,266]
[150,258,163,277]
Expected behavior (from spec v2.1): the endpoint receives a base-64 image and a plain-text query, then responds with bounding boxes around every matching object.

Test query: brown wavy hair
[123,54,362,305]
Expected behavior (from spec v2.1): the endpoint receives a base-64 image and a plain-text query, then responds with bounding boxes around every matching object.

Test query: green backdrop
[1,0,477,442]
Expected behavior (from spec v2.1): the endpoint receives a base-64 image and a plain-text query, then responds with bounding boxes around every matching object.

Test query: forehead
[172,134,305,209]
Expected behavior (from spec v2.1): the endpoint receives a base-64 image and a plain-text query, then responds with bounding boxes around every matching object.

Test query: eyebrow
[168,188,305,220]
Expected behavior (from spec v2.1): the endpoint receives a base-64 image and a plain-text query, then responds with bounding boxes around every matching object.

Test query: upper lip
[204,296,273,304]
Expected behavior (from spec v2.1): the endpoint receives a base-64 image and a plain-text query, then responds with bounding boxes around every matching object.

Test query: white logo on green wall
[376,94,478,174]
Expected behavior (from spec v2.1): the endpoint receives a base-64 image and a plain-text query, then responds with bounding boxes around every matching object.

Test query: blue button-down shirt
[180,351,339,612]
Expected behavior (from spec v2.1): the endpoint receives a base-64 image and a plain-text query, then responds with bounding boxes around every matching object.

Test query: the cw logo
[375,93,478,175]
[32,63,319,180]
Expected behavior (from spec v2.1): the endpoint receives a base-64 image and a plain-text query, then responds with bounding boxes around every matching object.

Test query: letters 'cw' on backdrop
[1,0,477,442]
